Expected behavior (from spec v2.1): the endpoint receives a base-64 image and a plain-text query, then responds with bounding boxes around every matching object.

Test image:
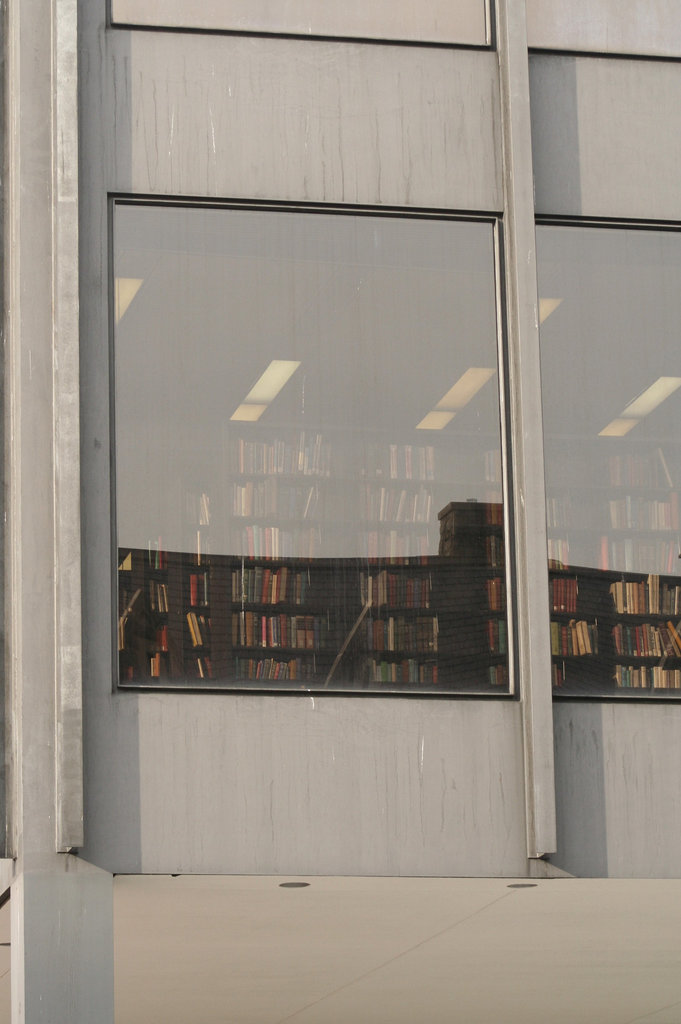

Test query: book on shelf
[231,479,321,519]
[601,538,678,574]
[360,570,431,609]
[186,611,209,647]
[231,432,331,477]
[486,577,505,612]
[364,443,435,482]
[612,622,678,658]
[614,665,681,690]
[487,618,506,655]
[550,619,598,657]
[550,576,578,614]
[366,615,438,654]
[369,659,438,685]
[361,483,432,524]
[232,611,328,651]
[234,656,316,681]
[607,493,679,531]
[608,451,675,489]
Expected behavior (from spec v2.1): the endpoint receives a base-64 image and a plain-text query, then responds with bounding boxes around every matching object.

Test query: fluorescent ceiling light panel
[416,411,456,431]
[243,360,301,405]
[599,376,681,437]
[620,376,681,419]
[539,298,563,324]
[230,404,269,422]
[115,278,143,323]
[230,360,301,422]
[435,368,496,411]
[599,418,640,438]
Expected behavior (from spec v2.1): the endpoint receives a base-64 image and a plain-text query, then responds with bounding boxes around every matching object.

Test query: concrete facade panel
[554,703,681,877]
[527,0,681,58]
[111,0,490,47]
[109,32,502,210]
[82,696,528,876]
[530,56,681,220]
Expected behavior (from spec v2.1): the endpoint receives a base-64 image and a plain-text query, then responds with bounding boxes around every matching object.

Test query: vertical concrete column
[4,0,115,1016]
[495,0,557,861]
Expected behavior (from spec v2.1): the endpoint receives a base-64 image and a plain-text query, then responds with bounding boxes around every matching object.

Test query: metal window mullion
[496,0,557,860]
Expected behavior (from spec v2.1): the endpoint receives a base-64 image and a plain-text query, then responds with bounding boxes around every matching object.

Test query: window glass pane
[538,225,681,696]
[111,0,490,46]
[115,204,509,693]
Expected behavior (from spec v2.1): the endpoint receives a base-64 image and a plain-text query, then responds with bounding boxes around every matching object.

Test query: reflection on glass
[114,204,508,693]
[538,225,681,696]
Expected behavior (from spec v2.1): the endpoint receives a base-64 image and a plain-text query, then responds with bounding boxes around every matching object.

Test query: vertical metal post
[496,0,557,860]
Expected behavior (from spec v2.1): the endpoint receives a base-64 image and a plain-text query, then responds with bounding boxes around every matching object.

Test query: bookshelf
[118,418,511,692]
[549,566,681,694]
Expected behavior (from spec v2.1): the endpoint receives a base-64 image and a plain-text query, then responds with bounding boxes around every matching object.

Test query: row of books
[550,577,578,614]
[359,571,431,609]
[149,579,169,613]
[234,656,316,681]
[368,659,438,684]
[550,619,598,657]
[231,566,308,606]
[361,483,432,525]
[235,525,321,559]
[188,572,209,608]
[232,611,328,650]
[184,491,211,526]
[608,576,681,616]
[367,615,438,653]
[607,494,679,531]
[186,612,210,647]
[487,618,506,655]
[608,451,673,490]
[362,443,435,482]
[150,653,165,678]
[546,496,573,529]
[231,480,321,520]
[603,539,678,575]
[365,530,430,560]
[147,539,167,569]
[231,433,332,478]
[611,621,681,659]
[547,538,570,570]
[614,665,681,689]
[485,535,504,568]
[488,664,508,686]
[486,577,505,612]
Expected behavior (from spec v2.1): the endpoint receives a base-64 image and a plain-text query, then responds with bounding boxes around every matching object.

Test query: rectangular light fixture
[230,360,301,422]
[417,367,496,430]
[435,368,496,411]
[415,411,456,431]
[599,418,640,438]
[621,377,681,419]
[539,298,562,324]
[230,404,268,422]
[599,376,681,437]
[115,277,143,323]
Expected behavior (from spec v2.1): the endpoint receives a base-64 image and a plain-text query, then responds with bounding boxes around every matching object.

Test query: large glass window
[538,224,681,697]
[110,0,491,47]
[114,203,510,694]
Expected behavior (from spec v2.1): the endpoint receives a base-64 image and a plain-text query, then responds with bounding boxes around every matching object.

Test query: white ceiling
[114,875,681,1024]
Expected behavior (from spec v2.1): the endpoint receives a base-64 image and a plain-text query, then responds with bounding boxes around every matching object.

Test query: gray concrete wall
[109,31,502,209]
[553,703,681,878]
[78,19,534,877]
[530,55,681,221]
[83,695,529,876]
[110,0,491,46]
[527,0,681,58]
